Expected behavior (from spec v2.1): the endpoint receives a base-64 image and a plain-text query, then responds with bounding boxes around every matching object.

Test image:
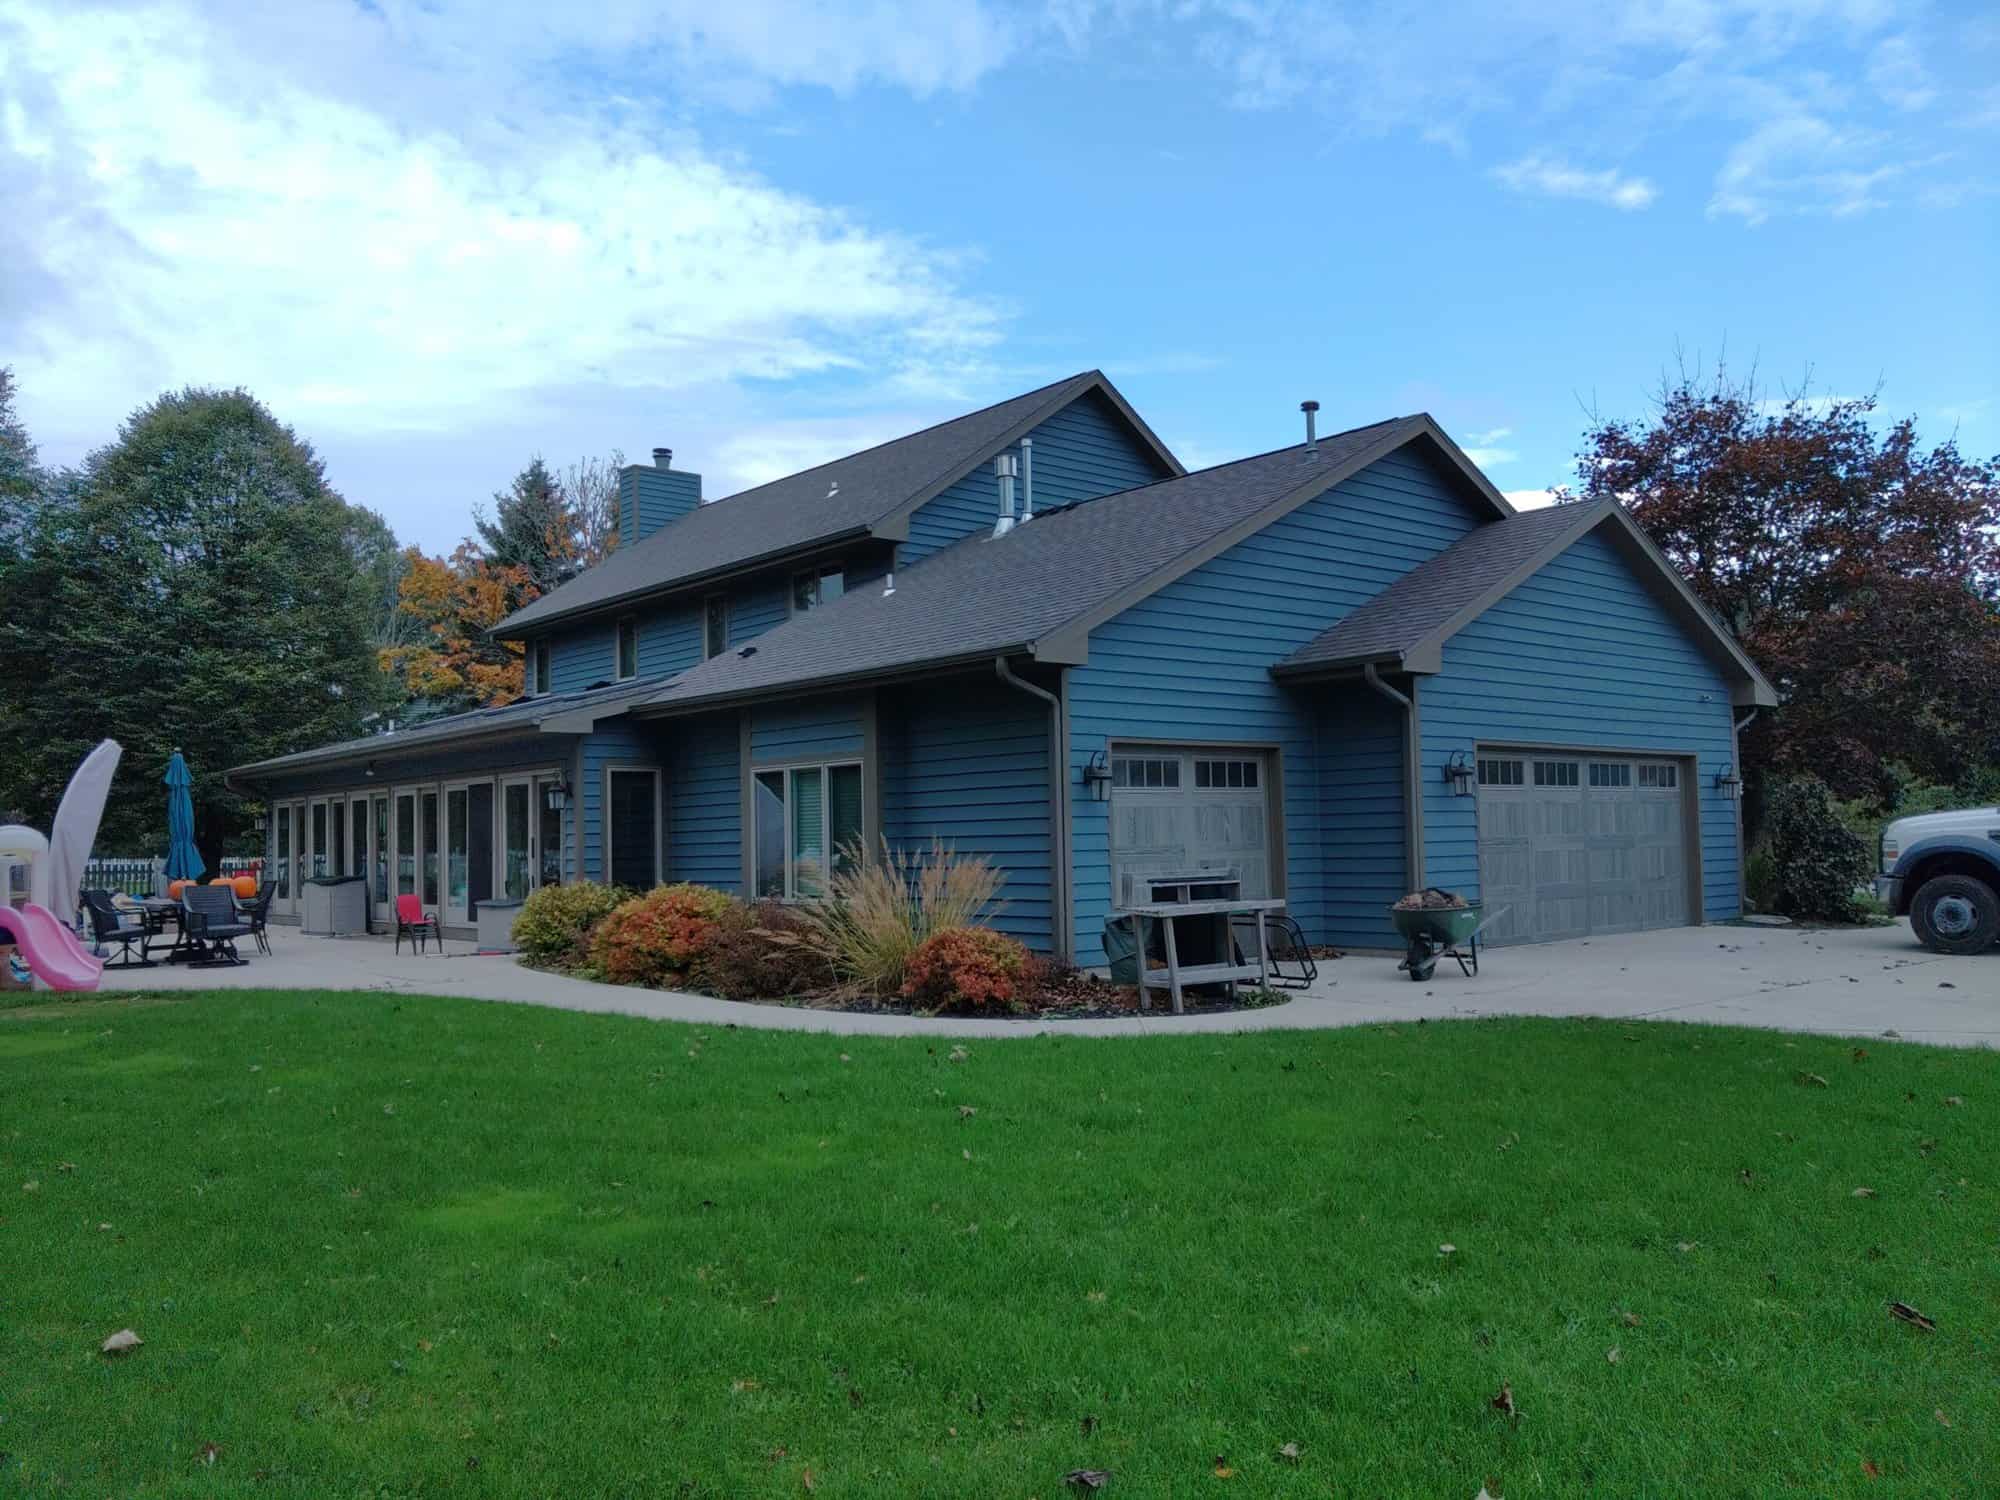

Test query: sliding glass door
[501,777,533,901]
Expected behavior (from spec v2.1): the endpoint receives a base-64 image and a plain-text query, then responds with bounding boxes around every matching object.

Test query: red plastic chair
[394,893,442,956]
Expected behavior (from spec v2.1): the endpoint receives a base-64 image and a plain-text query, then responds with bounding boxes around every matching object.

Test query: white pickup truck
[1874,805,2000,954]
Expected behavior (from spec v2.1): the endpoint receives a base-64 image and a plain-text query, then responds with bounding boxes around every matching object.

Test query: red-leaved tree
[1568,366,2000,802]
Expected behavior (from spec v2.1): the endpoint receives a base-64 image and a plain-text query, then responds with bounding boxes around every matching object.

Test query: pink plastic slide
[0,902,104,992]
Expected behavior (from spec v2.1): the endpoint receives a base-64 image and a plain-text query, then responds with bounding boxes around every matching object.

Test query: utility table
[1117,896,1287,1014]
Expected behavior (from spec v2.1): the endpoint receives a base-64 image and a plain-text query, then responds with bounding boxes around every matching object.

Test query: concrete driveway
[79,916,1996,1046]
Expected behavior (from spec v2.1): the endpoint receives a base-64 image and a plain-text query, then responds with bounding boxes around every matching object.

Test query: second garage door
[1476,750,1693,944]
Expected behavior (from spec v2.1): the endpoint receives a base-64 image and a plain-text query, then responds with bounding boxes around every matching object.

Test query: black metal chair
[241,882,277,956]
[181,884,252,967]
[82,889,155,969]
[1231,911,1319,988]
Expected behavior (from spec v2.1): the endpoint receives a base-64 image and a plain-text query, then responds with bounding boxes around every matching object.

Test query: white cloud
[1491,154,1658,210]
[1866,36,1935,111]
[1461,427,1520,466]
[1505,488,1562,510]
[1706,113,1921,222]
[0,0,1007,516]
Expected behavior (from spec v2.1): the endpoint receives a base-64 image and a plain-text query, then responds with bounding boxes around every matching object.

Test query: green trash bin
[1102,917,1140,985]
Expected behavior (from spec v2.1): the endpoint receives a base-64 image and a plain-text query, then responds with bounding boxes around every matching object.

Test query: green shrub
[511,881,630,968]
[692,901,833,1001]
[1743,847,1778,912]
[901,926,1030,1011]
[1760,776,1875,922]
[795,837,1003,997]
[590,883,738,988]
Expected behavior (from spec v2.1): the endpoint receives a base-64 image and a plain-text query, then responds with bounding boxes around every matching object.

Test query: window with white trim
[1194,757,1259,789]
[531,640,551,696]
[1588,761,1632,788]
[791,566,846,614]
[753,762,864,900]
[615,617,639,681]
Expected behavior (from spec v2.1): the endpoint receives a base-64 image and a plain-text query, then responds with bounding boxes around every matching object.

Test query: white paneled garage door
[1109,747,1273,907]
[1476,750,1693,945]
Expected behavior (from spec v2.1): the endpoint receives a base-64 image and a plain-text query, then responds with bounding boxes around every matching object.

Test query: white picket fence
[80,855,264,898]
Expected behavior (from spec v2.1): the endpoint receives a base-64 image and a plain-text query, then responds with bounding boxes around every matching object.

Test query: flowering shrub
[901,926,1030,1011]
[590,883,737,987]
[512,881,630,969]
[693,900,833,1001]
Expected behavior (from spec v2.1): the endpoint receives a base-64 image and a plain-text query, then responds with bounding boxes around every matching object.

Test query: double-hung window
[753,762,863,900]
[530,640,551,696]
[615,618,639,681]
[791,566,845,614]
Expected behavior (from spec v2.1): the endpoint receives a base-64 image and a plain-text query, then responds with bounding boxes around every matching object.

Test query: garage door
[1110,747,1273,907]
[1476,751,1691,944]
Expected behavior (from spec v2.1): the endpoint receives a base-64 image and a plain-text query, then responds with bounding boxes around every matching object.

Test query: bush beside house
[1754,776,1876,922]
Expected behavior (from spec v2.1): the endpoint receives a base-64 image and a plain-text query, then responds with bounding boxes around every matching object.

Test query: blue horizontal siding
[731,578,788,645]
[880,677,1052,952]
[668,711,742,894]
[638,601,704,679]
[549,624,615,693]
[748,695,866,764]
[1419,526,1741,923]
[1067,446,1487,966]
[902,389,1171,563]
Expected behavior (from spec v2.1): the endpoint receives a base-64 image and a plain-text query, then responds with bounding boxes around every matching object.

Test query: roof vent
[881,570,896,597]
[827,480,839,499]
[1301,400,1320,461]
[993,453,1018,537]
[737,644,757,659]
[1019,437,1034,522]
[653,447,672,469]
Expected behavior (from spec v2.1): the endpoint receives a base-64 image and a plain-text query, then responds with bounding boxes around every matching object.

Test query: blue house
[230,372,1774,964]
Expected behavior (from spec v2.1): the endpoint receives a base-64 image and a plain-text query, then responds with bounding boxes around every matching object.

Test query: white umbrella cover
[45,739,122,927]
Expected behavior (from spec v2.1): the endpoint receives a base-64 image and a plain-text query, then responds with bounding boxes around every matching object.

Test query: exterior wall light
[1081,751,1113,803]
[1443,749,1476,797]
[544,779,572,813]
[1715,763,1742,799]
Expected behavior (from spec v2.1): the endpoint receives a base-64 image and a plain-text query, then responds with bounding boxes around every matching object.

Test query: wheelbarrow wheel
[1404,940,1436,982]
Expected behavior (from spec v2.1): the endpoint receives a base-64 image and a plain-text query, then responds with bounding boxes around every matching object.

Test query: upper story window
[530,640,551,697]
[615,617,639,681]
[704,594,729,660]
[792,565,845,614]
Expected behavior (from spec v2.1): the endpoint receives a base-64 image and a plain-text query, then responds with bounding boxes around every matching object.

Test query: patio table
[1118,896,1286,1015]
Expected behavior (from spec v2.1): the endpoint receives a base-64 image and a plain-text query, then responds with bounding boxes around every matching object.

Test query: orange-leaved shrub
[901,926,1030,1011]
[590,882,737,987]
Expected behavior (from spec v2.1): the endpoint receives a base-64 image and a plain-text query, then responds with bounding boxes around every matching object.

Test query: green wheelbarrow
[1388,899,1491,982]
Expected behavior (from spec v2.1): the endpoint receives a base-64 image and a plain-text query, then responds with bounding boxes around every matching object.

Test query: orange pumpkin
[209,876,232,886]
[167,879,189,899]
[232,875,258,899]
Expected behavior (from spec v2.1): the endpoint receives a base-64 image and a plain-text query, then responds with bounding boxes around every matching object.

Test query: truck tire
[1908,874,2000,956]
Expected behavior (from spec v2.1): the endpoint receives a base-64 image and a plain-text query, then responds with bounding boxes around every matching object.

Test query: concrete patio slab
[81,918,1997,1046]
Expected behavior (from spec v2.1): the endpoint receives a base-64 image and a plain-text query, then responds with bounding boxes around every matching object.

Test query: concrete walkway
[86,918,1998,1046]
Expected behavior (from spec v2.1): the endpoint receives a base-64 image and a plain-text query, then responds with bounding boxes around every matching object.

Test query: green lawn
[2,991,1994,1497]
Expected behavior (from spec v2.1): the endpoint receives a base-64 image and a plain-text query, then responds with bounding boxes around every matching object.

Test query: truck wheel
[1909,875,2000,956]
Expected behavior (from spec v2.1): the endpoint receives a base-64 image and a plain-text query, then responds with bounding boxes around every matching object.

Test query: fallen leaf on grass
[1063,1469,1111,1490]
[1852,1187,1878,1199]
[1943,1096,1963,1107]
[1796,1072,1829,1088]
[1438,1243,1456,1257]
[1276,1441,1302,1463]
[1852,1048,1868,1063]
[1621,1311,1642,1327]
[1675,1241,1699,1254]
[1212,1455,1235,1478]
[418,1339,433,1353]
[1606,1347,1621,1364]
[948,1046,969,1063]
[1085,1290,1106,1303]
[197,1442,219,1467]
[100,1328,142,1356]
[1862,1458,1881,1479]
[56,1161,76,1173]
[1490,1383,1517,1419]
[1935,1408,1952,1427]
[801,1467,816,1492]
[1887,1301,1936,1332]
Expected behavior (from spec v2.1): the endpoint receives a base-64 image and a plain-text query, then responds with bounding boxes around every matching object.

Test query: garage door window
[1194,758,1258,789]
[1112,756,1179,789]
[1638,763,1678,788]
[1533,760,1580,788]
[1478,757,1524,786]
[1588,762,1632,788]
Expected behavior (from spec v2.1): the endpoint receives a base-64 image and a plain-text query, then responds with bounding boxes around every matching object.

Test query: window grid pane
[753,772,786,898]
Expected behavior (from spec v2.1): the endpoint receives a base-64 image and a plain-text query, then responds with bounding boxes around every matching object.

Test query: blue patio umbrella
[163,749,206,882]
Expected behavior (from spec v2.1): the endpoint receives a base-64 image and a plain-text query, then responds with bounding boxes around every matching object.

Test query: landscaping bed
[3,991,1993,1496]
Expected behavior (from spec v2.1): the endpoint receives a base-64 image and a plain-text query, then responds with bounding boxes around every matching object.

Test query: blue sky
[3,1,1995,549]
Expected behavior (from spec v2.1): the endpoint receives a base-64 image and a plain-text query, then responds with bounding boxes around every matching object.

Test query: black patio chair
[241,881,277,956]
[181,884,251,968]
[1230,910,1319,988]
[82,889,155,969]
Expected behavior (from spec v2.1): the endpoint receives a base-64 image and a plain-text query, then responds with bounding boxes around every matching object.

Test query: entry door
[273,803,295,914]
[500,776,534,901]
[1477,752,1692,945]
[393,790,419,910]
[370,795,392,924]
[1108,747,1274,907]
